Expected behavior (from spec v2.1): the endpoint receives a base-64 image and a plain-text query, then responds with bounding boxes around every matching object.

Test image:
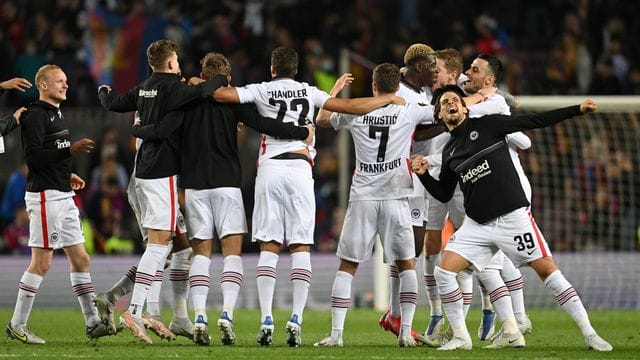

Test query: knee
[70,251,91,272]
[434,265,456,285]
[476,268,500,284]
[28,258,52,276]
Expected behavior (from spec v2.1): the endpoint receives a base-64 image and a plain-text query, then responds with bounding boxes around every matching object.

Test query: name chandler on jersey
[267,89,308,99]
[361,114,398,125]
[360,158,403,173]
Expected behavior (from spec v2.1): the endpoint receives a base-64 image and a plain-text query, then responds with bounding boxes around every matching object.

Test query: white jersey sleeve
[506,132,531,150]
[468,94,510,117]
[236,78,331,162]
[330,112,356,130]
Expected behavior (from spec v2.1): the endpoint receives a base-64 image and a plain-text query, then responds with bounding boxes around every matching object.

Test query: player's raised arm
[316,73,354,128]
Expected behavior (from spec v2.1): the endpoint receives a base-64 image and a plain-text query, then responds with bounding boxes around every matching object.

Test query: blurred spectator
[85,165,126,254]
[2,203,29,255]
[0,163,27,227]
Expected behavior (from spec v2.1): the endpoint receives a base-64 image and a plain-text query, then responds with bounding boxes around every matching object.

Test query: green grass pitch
[0,308,637,359]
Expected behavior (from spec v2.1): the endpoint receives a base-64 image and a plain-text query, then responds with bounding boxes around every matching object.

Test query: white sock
[544,270,596,337]
[129,243,169,319]
[106,265,136,303]
[189,255,211,323]
[476,269,518,334]
[146,269,163,317]
[221,255,244,321]
[11,272,43,326]
[169,247,192,321]
[256,251,278,323]
[501,257,526,321]
[434,266,470,340]
[457,269,473,318]
[290,251,312,324]
[424,253,442,316]
[388,265,401,317]
[70,272,100,326]
[399,269,418,330]
[477,274,494,312]
[330,271,352,339]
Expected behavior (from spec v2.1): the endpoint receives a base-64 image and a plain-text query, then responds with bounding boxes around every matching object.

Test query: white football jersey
[397,81,433,157]
[331,102,434,201]
[236,77,330,163]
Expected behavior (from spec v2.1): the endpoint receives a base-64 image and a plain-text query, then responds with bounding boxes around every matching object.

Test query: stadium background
[0,0,638,311]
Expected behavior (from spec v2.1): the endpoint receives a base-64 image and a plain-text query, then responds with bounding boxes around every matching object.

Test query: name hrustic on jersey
[361,114,398,125]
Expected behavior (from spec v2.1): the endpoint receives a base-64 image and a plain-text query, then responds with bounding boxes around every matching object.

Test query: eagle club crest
[470,131,479,140]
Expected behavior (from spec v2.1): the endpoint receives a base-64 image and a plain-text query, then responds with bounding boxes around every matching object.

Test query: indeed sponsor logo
[460,159,492,184]
[55,139,71,149]
[138,89,158,98]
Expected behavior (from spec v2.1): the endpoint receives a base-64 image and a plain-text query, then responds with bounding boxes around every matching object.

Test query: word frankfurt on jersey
[267,89,308,99]
[460,159,492,184]
[361,114,398,125]
[138,89,158,98]
[359,157,403,173]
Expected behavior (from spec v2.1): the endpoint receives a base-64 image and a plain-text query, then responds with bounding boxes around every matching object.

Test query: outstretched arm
[322,93,405,115]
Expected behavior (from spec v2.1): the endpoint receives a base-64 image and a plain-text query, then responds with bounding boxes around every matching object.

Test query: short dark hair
[147,39,178,70]
[271,47,298,77]
[372,63,400,94]
[477,53,503,83]
[432,84,467,121]
[200,52,231,79]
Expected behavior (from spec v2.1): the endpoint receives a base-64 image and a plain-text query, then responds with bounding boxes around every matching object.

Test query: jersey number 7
[369,125,389,162]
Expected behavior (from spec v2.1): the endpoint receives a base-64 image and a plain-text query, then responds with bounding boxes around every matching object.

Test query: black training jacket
[418,105,582,224]
[98,73,226,179]
[21,100,73,192]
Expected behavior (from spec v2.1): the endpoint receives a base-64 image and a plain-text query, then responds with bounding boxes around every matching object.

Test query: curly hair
[403,43,434,66]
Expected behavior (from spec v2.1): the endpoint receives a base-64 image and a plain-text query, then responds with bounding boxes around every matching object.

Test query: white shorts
[337,199,415,263]
[26,195,84,249]
[128,175,187,239]
[252,159,315,245]
[408,173,427,227]
[483,250,505,270]
[425,184,465,230]
[185,187,247,240]
[445,207,552,271]
[135,175,179,232]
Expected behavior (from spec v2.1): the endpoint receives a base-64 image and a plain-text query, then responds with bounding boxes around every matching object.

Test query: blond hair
[35,64,62,89]
[436,48,463,74]
[403,43,434,66]
[200,52,231,79]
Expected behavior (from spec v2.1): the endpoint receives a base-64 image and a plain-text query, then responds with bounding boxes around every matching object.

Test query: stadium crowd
[0,0,639,255]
